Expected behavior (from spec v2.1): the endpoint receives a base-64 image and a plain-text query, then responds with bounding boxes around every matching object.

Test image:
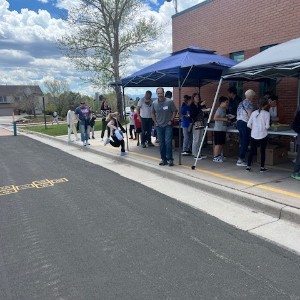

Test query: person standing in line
[246,98,270,172]
[129,106,135,139]
[134,109,142,146]
[89,112,97,139]
[75,101,91,146]
[227,86,242,122]
[291,109,300,180]
[104,112,127,156]
[212,96,230,163]
[180,95,193,156]
[165,90,173,100]
[66,106,79,142]
[137,90,155,148]
[152,87,178,166]
[190,93,207,160]
[236,89,255,166]
[100,100,112,141]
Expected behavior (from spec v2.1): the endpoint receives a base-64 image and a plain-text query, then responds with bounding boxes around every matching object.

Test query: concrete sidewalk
[2,126,300,225]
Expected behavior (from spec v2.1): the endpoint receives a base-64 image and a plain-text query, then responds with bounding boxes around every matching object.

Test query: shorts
[135,128,142,134]
[214,131,226,145]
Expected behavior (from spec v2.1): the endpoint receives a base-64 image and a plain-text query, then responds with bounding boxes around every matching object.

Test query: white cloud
[0,0,203,96]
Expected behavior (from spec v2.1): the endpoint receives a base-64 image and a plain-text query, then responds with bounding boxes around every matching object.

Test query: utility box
[257,144,288,165]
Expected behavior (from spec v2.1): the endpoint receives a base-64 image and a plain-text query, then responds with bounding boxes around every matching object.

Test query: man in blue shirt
[75,101,91,146]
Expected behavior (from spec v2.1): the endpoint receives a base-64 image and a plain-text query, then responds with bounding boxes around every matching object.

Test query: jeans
[156,125,173,162]
[79,122,90,142]
[237,120,251,160]
[141,118,153,145]
[192,126,204,157]
[182,126,192,152]
[294,144,300,173]
[247,136,268,167]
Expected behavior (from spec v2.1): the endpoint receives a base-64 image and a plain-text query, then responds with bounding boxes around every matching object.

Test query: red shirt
[134,113,142,128]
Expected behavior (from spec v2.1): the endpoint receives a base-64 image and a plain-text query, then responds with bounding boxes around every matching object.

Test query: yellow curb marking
[129,151,300,199]
[0,178,68,196]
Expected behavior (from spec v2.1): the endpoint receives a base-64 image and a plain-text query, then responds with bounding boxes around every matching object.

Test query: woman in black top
[100,100,112,140]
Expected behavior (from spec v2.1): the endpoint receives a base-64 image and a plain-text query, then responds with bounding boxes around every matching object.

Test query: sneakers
[246,166,251,171]
[92,136,95,139]
[213,155,223,163]
[120,151,127,156]
[182,151,190,156]
[159,160,167,166]
[167,160,174,167]
[141,144,146,148]
[104,138,110,146]
[291,172,300,180]
[236,159,247,167]
[148,143,155,147]
[86,142,91,146]
[260,167,268,173]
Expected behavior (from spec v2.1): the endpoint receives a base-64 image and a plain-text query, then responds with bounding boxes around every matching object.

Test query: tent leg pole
[178,84,182,165]
[297,74,300,109]
[192,77,223,170]
[122,87,129,151]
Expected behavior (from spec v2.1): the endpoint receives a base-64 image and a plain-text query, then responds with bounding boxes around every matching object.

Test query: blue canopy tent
[117,46,237,164]
[121,46,236,88]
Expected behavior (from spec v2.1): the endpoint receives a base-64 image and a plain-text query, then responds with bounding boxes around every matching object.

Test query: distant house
[0,85,44,116]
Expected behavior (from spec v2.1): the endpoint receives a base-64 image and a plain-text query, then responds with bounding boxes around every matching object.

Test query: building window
[229,51,245,98]
[260,44,278,97]
[0,96,7,103]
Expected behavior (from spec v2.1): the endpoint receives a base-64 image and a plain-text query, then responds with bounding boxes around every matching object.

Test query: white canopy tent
[192,36,300,169]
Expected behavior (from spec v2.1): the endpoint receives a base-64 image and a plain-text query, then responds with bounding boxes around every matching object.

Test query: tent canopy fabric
[120,46,237,87]
[223,37,300,80]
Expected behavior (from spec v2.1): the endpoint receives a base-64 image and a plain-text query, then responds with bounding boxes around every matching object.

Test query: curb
[19,128,300,227]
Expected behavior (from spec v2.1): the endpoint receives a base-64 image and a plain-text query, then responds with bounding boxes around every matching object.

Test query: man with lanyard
[137,90,155,148]
[75,101,91,146]
[152,87,178,166]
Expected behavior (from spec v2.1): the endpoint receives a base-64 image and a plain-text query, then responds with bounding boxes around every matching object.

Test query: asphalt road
[1,135,300,300]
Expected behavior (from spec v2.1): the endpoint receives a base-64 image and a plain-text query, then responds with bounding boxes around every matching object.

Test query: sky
[0,0,205,97]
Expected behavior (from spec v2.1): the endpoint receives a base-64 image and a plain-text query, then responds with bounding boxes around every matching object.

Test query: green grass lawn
[22,122,103,136]
[21,120,128,136]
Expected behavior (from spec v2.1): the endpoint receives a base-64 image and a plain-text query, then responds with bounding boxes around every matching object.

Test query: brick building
[172,0,300,123]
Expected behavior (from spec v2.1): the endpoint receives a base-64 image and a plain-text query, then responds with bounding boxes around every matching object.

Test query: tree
[43,79,70,116]
[14,86,41,117]
[58,0,160,116]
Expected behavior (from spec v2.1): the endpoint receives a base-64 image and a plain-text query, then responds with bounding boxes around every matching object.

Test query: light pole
[165,0,178,13]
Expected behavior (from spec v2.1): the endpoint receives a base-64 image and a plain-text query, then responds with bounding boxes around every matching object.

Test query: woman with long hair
[104,112,127,156]
[246,98,270,172]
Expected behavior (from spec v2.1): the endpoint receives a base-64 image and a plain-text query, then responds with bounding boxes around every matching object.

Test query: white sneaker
[104,138,110,146]
[236,159,247,167]
[213,156,223,163]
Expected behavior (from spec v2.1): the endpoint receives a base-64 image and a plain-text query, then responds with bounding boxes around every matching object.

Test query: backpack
[292,110,300,133]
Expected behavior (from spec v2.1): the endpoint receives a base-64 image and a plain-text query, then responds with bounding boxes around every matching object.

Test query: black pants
[247,136,268,167]
[110,135,125,152]
[101,119,111,139]
[129,125,135,138]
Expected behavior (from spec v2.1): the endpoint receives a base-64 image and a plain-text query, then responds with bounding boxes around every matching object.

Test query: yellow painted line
[0,178,68,196]
[128,150,300,199]
[256,184,300,199]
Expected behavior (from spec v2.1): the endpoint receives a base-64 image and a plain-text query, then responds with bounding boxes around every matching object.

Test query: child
[213,96,230,162]
[129,106,135,139]
[104,112,127,155]
[134,109,142,146]
[89,112,97,139]
[246,98,270,172]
